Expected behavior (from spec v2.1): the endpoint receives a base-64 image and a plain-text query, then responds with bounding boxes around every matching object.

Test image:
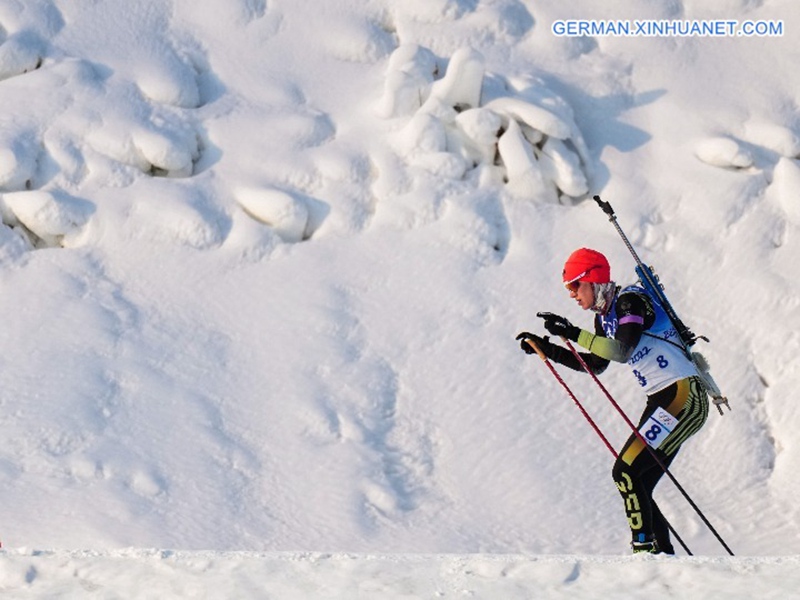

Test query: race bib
[638,407,679,449]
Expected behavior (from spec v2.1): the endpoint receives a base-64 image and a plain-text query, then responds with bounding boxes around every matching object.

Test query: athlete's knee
[612,458,622,482]
[612,459,632,491]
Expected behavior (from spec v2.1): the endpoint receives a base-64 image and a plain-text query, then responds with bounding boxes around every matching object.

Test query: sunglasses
[563,266,599,292]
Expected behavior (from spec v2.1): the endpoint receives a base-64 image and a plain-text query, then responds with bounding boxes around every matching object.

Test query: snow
[1,551,799,599]
[694,137,754,169]
[1,190,93,247]
[0,0,799,597]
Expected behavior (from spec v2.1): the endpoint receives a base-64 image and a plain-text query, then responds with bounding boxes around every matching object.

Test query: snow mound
[381,44,591,202]
[694,137,753,169]
[424,46,484,111]
[0,5,210,249]
[768,158,800,224]
[498,119,556,201]
[126,181,225,249]
[744,120,800,158]
[1,190,94,247]
[133,127,199,178]
[134,48,201,109]
[376,44,437,118]
[0,31,44,80]
[485,96,572,140]
[323,14,396,63]
[236,187,309,243]
[0,129,39,191]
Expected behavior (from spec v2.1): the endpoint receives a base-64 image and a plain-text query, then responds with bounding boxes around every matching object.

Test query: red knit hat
[562,248,611,286]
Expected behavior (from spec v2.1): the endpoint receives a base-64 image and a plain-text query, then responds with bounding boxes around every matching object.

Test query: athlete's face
[568,280,595,310]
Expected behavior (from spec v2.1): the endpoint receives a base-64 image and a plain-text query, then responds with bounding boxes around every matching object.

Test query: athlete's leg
[612,377,708,552]
[612,437,673,549]
[650,499,675,555]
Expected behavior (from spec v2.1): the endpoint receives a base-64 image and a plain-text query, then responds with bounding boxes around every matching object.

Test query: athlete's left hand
[537,312,581,342]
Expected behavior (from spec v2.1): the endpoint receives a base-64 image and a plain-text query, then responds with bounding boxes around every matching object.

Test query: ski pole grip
[527,340,548,361]
[593,195,615,217]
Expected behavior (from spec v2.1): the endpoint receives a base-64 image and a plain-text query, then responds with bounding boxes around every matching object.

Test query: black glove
[516,332,553,356]
[537,312,581,342]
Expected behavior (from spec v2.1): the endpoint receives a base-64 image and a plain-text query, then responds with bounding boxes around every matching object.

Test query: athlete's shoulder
[617,285,654,319]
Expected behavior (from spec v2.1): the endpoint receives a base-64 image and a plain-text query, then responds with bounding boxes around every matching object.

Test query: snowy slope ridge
[1,0,799,596]
[1,550,799,599]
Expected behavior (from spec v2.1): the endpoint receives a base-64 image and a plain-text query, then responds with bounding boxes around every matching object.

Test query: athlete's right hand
[516,332,551,356]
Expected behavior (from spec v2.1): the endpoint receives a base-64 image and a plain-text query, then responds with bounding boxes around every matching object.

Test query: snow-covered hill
[1,0,799,596]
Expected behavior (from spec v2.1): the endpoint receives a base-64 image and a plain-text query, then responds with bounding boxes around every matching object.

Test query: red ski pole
[527,339,617,456]
[562,338,734,556]
[525,338,692,555]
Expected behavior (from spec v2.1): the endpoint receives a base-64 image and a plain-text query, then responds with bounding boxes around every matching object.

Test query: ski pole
[527,339,617,456]
[525,339,692,556]
[562,338,735,556]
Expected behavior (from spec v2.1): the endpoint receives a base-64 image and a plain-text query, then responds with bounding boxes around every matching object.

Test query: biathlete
[517,248,709,554]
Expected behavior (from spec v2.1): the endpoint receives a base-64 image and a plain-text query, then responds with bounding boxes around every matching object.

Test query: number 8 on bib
[639,407,680,450]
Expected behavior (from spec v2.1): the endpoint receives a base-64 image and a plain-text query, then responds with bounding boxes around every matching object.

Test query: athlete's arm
[547,340,610,374]
[536,315,609,374]
[576,292,651,363]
